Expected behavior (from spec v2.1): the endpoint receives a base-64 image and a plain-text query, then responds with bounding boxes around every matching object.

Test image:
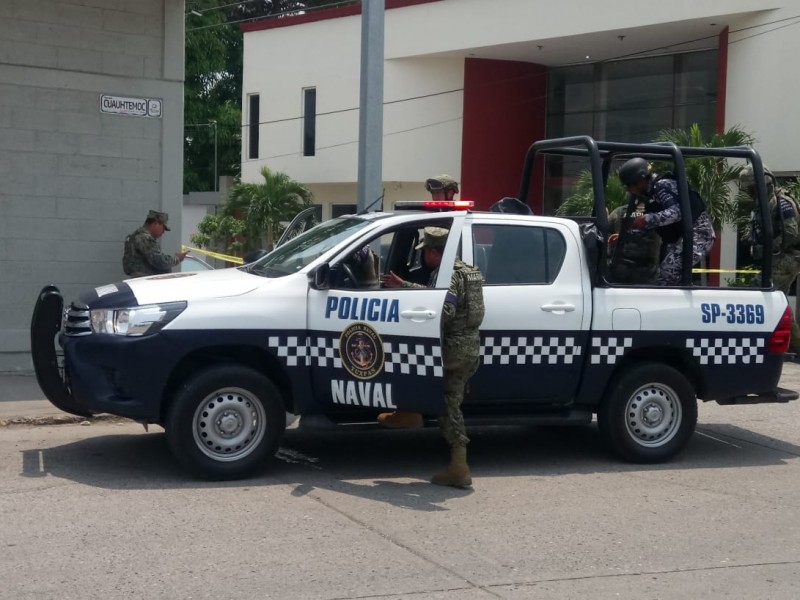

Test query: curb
[0,414,131,428]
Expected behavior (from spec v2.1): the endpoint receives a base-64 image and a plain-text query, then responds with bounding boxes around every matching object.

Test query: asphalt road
[2,376,800,600]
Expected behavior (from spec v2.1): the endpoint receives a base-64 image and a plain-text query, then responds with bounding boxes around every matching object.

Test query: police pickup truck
[31,137,798,480]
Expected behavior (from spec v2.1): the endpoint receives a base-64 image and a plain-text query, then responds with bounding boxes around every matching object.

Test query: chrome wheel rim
[192,387,267,462]
[624,383,682,448]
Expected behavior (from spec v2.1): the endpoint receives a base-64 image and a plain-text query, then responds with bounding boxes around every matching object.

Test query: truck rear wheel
[598,362,697,463]
[166,365,285,480]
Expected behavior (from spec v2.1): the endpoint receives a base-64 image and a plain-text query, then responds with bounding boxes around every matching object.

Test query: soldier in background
[380,227,485,488]
[739,164,800,354]
[607,198,662,285]
[122,210,187,278]
[425,174,459,201]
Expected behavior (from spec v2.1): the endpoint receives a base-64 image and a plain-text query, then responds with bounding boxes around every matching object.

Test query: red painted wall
[460,58,547,212]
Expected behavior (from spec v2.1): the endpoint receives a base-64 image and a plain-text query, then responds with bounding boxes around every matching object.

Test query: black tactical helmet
[489,197,533,215]
[618,158,651,186]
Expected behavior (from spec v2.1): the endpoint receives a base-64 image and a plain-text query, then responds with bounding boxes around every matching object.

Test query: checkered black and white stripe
[686,337,765,365]
[268,335,307,367]
[590,336,633,365]
[306,336,342,369]
[481,335,582,365]
[268,334,442,376]
[384,341,443,377]
[268,335,342,368]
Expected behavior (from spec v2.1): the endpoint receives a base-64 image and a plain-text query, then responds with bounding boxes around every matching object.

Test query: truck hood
[81,268,267,308]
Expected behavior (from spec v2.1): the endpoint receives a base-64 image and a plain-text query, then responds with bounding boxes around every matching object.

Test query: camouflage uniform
[123,227,180,277]
[639,177,715,285]
[766,191,800,293]
[438,259,485,448]
[398,232,485,447]
[607,202,661,284]
[742,165,800,350]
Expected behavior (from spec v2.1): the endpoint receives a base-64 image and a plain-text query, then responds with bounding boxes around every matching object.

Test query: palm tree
[556,169,628,217]
[223,166,313,250]
[653,124,756,229]
[190,167,312,256]
[557,125,756,223]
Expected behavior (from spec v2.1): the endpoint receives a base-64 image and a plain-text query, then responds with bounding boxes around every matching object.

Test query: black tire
[166,365,285,480]
[598,362,697,463]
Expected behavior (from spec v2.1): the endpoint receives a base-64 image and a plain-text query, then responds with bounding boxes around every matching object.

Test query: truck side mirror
[310,263,330,290]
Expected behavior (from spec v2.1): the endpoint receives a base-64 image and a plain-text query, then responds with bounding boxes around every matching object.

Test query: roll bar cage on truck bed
[516,135,776,288]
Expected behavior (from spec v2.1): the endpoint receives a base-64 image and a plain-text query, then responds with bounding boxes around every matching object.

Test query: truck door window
[332,222,456,289]
[474,224,566,285]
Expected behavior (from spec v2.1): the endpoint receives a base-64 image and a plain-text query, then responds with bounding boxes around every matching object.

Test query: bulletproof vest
[651,174,706,244]
[751,191,800,250]
[609,202,661,284]
[122,233,136,276]
[461,264,486,329]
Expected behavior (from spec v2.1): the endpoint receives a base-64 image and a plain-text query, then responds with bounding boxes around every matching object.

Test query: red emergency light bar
[394,200,475,211]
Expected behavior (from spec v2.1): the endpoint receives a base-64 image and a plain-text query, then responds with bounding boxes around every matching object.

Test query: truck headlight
[89,301,187,337]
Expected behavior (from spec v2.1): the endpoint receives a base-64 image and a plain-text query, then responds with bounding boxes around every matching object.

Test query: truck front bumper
[31,285,177,422]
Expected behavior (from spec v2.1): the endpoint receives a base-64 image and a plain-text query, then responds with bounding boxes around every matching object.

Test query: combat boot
[431,446,472,488]
[377,411,423,428]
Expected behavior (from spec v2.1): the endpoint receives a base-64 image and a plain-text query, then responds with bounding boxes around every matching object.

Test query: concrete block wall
[0,0,185,372]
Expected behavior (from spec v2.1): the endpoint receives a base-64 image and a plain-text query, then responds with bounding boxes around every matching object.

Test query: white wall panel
[726,6,800,172]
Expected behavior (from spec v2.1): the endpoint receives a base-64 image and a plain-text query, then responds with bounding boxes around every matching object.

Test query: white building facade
[0,0,185,371]
[241,0,800,238]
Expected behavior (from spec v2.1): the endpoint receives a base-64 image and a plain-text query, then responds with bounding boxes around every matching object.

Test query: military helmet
[618,158,652,186]
[738,163,775,192]
[425,174,459,193]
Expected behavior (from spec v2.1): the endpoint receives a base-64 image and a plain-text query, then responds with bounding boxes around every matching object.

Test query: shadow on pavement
[15,420,800,510]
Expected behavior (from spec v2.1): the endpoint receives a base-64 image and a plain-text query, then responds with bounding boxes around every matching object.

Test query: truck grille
[64,301,91,337]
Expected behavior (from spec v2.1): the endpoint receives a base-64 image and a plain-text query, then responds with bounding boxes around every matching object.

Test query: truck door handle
[401,309,437,320]
[541,303,576,313]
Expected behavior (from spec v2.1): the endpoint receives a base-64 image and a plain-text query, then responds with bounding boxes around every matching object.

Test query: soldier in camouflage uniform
[380,226,485,488]
[607,199,662,284]
[739,164,800,353]
[425,174,459,201]
[122,210,187,278]
[618,158,715,286]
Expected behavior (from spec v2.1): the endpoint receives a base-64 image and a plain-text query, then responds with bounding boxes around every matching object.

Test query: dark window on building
[248,94,260,159]
[311,203,323,223]
[303,88,316,157]
[473,224,566,285]
[332,204,357,218]
[544,50,718,214]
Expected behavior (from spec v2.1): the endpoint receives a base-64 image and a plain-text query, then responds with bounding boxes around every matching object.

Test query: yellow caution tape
[691,268,761,274]
[182,245,244,265]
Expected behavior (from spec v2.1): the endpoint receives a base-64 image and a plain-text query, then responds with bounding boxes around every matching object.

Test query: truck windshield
[246,217,372,277]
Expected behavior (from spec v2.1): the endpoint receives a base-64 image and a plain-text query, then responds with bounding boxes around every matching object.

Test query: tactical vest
[608,203,661,284]
[122,233,136,276]
[651,174,707,244]
[462,264,485,329]
[751,191,800,252]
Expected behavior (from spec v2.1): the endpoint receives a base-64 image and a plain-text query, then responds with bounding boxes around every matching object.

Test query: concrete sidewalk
[0,373,86,423]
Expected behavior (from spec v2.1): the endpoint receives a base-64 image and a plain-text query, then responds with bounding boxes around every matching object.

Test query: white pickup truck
[31,137,798,479]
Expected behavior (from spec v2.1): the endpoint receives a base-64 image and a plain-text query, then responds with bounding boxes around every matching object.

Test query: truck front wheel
[598,362,697,463]
[166,365,285,480]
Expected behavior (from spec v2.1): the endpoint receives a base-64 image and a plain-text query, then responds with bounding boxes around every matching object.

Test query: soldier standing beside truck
[122,210,187,278]
[380,226,485,488]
